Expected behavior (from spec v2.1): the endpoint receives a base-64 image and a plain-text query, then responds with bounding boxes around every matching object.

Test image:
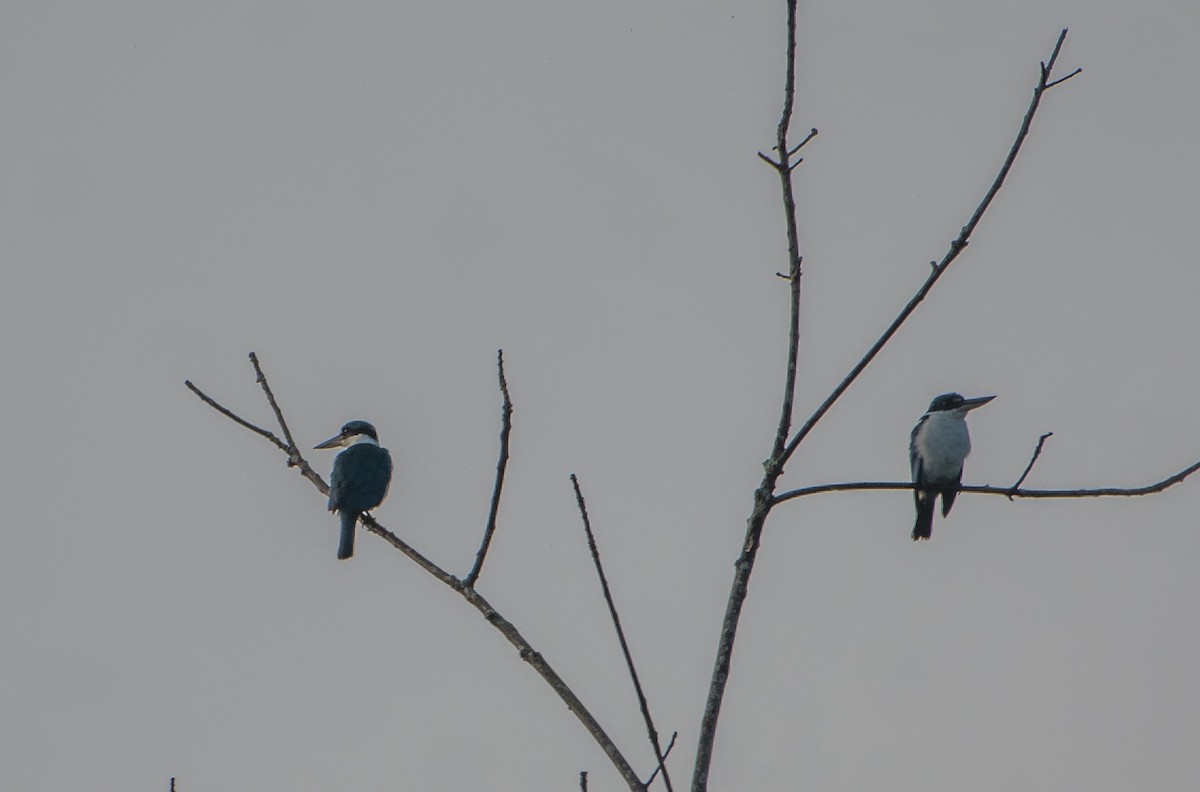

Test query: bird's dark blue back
[329,443,393,514]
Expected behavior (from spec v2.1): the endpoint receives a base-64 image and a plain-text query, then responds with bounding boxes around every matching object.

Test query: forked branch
[188,353,646,792]
[779,29,1080,468]
[691,20,1082,792]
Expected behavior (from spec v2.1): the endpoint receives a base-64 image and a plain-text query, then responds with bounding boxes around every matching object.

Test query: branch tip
[757,151,780,168]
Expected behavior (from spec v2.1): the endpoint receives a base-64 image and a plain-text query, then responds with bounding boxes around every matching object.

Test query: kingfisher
[909,393,994,541]
[314,420,393,560]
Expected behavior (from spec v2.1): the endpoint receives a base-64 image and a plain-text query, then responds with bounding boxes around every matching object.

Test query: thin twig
[1045,67,1082,89]
[788,127,818,157]
[580,771,589,792]
[188,355,646,792]
[185,380,285,450]
[645,733,679,787]
[571,475,673,792]
[185,379,327,494]
[1008,432,1053,496]
[248,352,302,458]
[464,350,514,588]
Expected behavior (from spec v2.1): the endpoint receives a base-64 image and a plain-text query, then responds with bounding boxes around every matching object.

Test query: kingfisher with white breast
[909,393,994,541]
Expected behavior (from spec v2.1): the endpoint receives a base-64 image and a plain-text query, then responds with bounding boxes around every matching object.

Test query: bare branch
[186,375,327,494]
[185,380,285,451]
[1008,432,1054,496]
[692,23,1081,792]
[787,127,819,157]
[571,475,674,792]
[771,457,1200,505]
[580,771,589,792]
[693,4,808,790]
[778,28,1079,469]
[1046,67,1082,89]
[188,355,646,792]
[464,350,514,588]
[756,151,780,168]
[248,352,301,458]
[645,733,678,788]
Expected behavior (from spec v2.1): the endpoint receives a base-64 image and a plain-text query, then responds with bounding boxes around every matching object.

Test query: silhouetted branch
[692,22,1081,792]
[1045,67,1082,89]
[692,6,811,790]
[645,732,678,787]
[789,128,819,157]
[185,357,326,494]
[184,380,283,449]
[249,351,302,460]
[464,350,514,588]
[1008,432,1054,495]
[777,30,1079,468]
[188,353,645,792]
[580,771,589,792]
[571,475,674,792]
[771,456,1200,505]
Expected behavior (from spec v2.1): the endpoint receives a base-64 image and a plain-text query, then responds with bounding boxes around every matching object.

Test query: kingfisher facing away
[909,393,994,541]
[314,420,393,560]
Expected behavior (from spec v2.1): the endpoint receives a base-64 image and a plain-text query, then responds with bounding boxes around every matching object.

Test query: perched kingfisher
[314,420,393,560]
[909,393,994,541]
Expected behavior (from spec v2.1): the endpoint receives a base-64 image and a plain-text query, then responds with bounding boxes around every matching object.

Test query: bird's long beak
[313,433,344,450]
[962,395,996,411]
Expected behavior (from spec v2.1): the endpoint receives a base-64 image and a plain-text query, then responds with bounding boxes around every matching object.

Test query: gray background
[3,1,1198,790]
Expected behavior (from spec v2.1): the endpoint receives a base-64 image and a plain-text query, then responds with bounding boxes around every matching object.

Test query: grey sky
[2,1,1198,790]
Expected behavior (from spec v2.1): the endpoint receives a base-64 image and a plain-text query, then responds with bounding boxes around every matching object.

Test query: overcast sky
[3,2,1199,790]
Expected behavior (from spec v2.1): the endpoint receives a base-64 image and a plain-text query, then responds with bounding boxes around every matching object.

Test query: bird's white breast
[914,411,971,483]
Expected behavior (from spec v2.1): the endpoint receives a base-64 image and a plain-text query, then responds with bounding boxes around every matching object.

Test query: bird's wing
[940,465,964,516]
[327,458,345,512]
[334,445,392,512]
[909,415,927,482]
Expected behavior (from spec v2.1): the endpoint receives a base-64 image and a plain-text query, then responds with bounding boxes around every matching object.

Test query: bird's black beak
[962,395,996,411]
[313,433,344,450]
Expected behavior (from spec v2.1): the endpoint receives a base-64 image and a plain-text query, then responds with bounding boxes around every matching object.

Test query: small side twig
[571,475,673,792]
[184,360,324,494]
[1045,67,1082,89]
[464,350,514,588]
[248,351,301,462]
[645,732,679,787]
[1008,432,1053,497]
[184,380,284,450]
[580,771,589,792]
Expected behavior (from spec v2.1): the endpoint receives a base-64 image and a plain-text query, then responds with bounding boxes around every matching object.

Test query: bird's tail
[941,488,959,517]
[338,510,357,560]
[912,491,935,541]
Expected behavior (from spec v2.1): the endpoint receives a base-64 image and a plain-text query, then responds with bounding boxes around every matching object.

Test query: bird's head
[926,393,996,414]
[314,420,380,449]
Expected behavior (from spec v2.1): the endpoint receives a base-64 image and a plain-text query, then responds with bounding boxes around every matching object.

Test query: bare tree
[187,5,1198,791]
